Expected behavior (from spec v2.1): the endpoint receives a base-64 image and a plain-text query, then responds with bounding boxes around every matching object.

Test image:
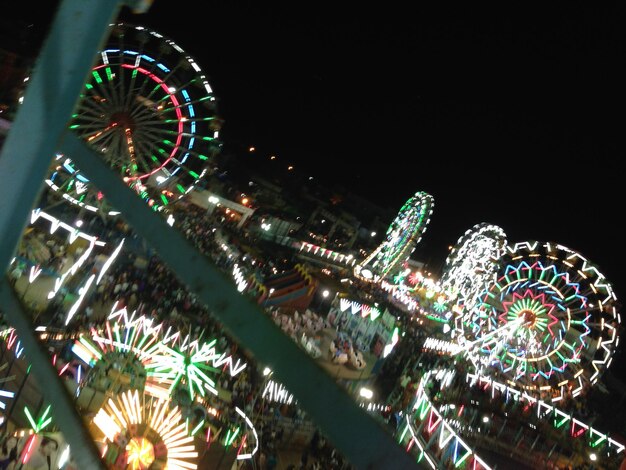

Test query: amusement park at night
[0,1,623,469]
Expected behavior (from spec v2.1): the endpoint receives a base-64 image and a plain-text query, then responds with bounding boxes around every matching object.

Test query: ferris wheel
[354,191,434,282]
[45,23,221,215]
[440,223,507,310]
[456,241,620,399]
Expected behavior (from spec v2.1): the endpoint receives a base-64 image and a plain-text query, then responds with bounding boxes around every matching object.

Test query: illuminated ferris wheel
[46,23,222,215]
[457,241,621,399]
[440,223,507,310]
[354,191,434,282]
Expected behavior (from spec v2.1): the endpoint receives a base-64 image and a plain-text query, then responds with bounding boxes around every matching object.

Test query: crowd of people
[5,199,356,469]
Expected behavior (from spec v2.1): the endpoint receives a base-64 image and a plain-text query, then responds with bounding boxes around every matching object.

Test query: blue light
[141,54,155,63]
[63,161,76,174]
[182,90,191,102]
[123,50,138,55]
[157,63,170,73]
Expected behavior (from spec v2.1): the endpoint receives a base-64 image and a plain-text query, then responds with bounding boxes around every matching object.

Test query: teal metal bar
[62,134,421,469]
[0,1,141,468]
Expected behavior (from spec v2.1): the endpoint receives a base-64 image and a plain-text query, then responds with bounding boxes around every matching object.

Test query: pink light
[93,64,184,181]
[237,434,247,457]
[21,435,36,464]
[59,363,70,376]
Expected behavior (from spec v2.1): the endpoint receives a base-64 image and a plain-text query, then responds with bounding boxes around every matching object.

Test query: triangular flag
[427,409,442,433]
[537,401,553,418]
[339,298,351,312]
[571,418,588,438]
[553,408,570,429]
[438,421,455,449]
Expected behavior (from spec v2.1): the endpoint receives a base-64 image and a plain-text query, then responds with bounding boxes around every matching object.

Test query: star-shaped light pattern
[500,290,559,349]
[71,309,171,398]
[354,191,434,282]
[440,223,506,312]
[144,341,220,402]
[93,390,198,470]
[456,242,620,399]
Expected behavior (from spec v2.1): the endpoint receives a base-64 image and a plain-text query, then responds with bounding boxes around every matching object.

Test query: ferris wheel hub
[519,309,537,328]
[109,111,136,132]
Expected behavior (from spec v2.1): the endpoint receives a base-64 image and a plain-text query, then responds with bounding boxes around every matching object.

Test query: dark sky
[11,2,625,295]
[120,2,624,296]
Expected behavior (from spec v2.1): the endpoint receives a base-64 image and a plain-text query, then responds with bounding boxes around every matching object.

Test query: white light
[167,214,175,227]
[482,416,489,423]
[156,175,167,183]
[443,324,451,334]
[75,219,83,227]
[208,196,219,204]
[371,232,376,237]
[590,453,597,461]
[359,387,374,400]
[361,269,373,279]
[322,290,330,298]
[168,86,176,93]
[269,288,275,294]
[263,367,272,376]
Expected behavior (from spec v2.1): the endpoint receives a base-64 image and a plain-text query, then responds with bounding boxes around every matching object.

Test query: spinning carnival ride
[398,241,622,468]
[455,241,620,399]
[45,23,221,215]
[440,223,507,312]
[354,191,434,283]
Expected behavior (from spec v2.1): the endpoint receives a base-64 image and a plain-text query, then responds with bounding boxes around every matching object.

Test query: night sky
[11,4,625,306]
[120,3,624,297]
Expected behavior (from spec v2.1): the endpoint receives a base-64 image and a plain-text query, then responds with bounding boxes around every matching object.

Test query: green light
[591,434,606,447]
[198,154,209,160]
[176,184,186,194]
[24,407,37,430]
[189,171,199,179]
[398,424,409,443]
[92,71,103,84]
[454,447,471,467]
[160,194,169,205]
[191,419,205,437]
[105,67,113,82]
[151,155,159,162]
[227,427,240,446]
[85,83,93,90]
[132,69,138,79]
[24,404,52,433]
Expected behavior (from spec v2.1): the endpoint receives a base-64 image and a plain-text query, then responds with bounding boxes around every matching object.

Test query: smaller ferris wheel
[354,191,434,283]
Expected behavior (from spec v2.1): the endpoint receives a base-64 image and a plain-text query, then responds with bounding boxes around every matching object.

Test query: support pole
[62,134,420,469]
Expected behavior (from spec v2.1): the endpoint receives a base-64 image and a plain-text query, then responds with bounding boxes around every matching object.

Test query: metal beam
[63,134,421,469]
[0,1,135,468]
[0,280,105,469]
